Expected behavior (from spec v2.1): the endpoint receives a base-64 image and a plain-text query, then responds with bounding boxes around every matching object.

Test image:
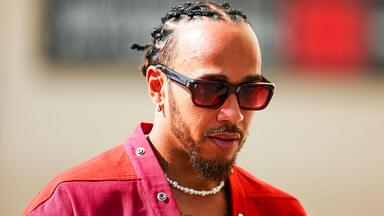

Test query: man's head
[132,2,274,181]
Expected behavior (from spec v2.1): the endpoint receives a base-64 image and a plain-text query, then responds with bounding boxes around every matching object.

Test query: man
[25,2,306,215]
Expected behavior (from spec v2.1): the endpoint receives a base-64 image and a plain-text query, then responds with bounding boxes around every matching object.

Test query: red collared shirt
[25,122,306,216]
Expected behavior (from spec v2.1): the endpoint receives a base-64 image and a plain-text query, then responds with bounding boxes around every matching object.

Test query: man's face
[164,19,262,181]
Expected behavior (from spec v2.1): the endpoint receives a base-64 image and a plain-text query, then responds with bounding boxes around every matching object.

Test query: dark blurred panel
[43,0,279,66]
[370,3,384,71]
[44,0,180,63]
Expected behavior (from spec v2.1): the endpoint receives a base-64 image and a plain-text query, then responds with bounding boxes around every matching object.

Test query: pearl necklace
[166,176,225,197]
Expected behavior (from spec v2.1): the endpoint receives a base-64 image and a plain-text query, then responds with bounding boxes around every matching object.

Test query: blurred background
[1,0,383,215]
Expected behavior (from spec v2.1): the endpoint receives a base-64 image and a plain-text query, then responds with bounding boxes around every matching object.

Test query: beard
[167,84,246,181]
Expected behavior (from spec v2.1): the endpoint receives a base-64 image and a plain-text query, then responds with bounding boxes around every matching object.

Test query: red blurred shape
[281,0,368,73]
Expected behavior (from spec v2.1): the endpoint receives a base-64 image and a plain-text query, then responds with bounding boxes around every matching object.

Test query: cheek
[186,109,215,135]
[181,108,217,140]
[172,86,213,122]
[241,111,254,130]
[174,86,194,109]
[168,87,208,131]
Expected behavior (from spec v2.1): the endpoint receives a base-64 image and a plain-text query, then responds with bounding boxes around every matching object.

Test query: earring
[156,103,163,112]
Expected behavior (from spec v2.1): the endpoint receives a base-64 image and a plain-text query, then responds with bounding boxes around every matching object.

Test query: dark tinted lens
[238,83,272,110]
[190,80,228,107]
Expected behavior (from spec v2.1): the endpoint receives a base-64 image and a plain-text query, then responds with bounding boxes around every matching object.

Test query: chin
[189,150,238,181]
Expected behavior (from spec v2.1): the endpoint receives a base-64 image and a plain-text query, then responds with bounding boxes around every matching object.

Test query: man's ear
[146,65,167,104]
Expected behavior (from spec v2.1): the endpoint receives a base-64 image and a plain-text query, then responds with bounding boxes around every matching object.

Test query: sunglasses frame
[155,64,275,110]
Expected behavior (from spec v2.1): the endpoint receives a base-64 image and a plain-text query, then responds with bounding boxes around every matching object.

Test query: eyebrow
[198,73,263,83]
[242,74,264,82]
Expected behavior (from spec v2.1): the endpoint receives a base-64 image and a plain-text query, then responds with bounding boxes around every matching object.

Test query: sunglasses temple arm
[156,65,190,86]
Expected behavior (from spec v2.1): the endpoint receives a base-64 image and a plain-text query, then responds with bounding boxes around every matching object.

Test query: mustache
[204,124,244,138]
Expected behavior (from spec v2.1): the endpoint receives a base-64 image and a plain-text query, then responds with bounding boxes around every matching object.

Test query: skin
[146,18,262,215]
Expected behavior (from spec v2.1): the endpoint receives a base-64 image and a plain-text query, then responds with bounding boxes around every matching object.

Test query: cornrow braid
[131,1,248,76]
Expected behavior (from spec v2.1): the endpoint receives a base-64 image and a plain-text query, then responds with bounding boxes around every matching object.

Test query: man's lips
[208,133,241,150]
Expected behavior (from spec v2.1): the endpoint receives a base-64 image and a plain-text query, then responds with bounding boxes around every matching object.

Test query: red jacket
[25,123,306,216]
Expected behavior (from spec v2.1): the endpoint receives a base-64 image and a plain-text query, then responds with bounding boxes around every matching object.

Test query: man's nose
[217,94,244,124]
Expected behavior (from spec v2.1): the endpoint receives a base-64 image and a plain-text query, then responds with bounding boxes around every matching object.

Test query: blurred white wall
[1,1,383,216]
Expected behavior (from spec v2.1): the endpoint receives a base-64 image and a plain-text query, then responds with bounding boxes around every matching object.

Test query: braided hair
[130,1,248,76]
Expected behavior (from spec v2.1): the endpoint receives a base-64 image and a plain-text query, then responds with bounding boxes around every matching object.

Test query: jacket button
[157,192,168,202]
[135,147,145,156]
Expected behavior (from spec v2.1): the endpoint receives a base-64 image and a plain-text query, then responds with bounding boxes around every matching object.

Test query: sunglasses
[155,64,275,111]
